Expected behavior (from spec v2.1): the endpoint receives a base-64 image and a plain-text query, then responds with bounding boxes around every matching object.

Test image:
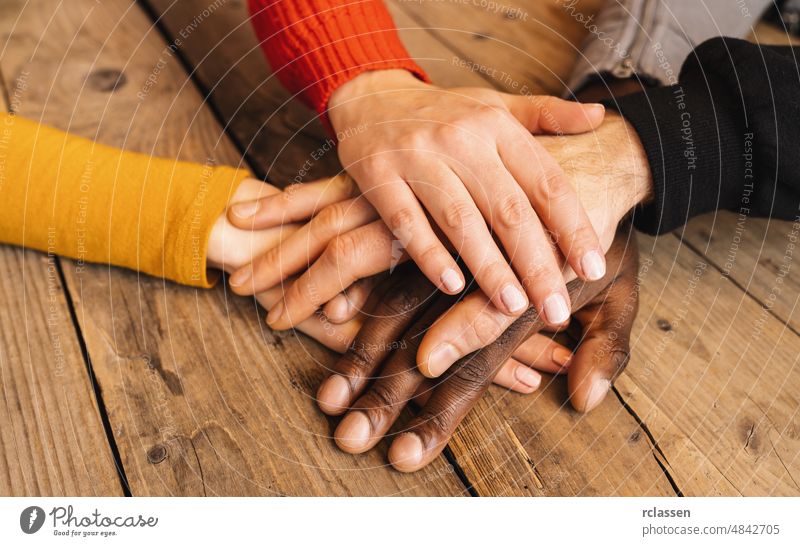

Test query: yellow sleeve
[0,113,251,287]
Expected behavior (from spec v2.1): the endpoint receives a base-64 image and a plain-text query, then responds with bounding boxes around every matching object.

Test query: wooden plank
[143,0,675,495]
[140,0,337,185]
[0,76,123,495]
[392,0,608,96]
[0,0,465,495]
[620,233,800,495]
[681,213,800,333]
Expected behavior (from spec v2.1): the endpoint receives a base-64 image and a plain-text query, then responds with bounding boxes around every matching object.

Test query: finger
[500,132,606,287]
[316,268,435,416]
[412,357,541,403]
[417,233,626,378]
[334,295,454,453]
[500,94,605,134]
[389,314,538,472]
[390,230,632,472]
[407,162,532,316]
[511,333,572,375]
[366,179,465,295]
[455,154,573,325]
[568,236,639,413]
[266,221,401,329]
[491,358,542,393]
[417,290,515,378]
[229,196,377,293]
[322,275,383,324]
[228,173,358,229]
[253,279,363,353]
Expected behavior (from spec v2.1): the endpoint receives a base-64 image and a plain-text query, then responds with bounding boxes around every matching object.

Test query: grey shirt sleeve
[563,0,774,95]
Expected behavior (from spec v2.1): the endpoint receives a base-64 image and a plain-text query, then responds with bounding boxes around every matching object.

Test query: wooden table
[1,0,798,496]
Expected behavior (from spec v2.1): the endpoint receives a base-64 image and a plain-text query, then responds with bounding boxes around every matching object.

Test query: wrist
[538,112,653,229]
[206,179,286,274]
[608,112,653,214]
[328,69,429,131]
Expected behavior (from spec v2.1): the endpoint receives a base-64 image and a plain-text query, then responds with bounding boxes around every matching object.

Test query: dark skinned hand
[316,226,640,472]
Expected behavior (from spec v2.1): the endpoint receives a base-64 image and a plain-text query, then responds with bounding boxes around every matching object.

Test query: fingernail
[543,293,570,325]
[425,343,461,377]
[388,433,423,472]
[231,200,260,219]
[584,378,610,412]
[552,346,572,367]
[335,411,371,453]
[266,300,284,326]
[588,103,605,115]
[440,268,464,293]
[581,250,606,281]
[514,365,541,390]
[317,374,350,415]
[501,284,528,314]
[229,266,252,288]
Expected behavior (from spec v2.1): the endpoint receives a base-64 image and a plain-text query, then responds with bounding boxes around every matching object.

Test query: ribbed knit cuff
[249,0,429,130]
[167,165,251,288]
[603,81,744,235]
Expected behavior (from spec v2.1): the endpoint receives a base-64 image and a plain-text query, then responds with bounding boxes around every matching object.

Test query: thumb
[501,94,605,134]
[567,234,639,412]
[567,332,631,413]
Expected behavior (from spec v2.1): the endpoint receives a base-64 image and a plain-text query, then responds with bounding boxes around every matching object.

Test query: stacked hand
[206,177,560,392]
[208,108,653,471]
[319,228,639,472]
[228,72,611,327]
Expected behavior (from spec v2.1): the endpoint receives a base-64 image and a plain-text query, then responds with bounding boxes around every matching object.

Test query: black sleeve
[603,37,800,235]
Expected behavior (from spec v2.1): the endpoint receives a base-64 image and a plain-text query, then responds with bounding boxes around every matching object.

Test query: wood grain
[3,0,796,497]
[0,0,465,495]
[0,64,122,496]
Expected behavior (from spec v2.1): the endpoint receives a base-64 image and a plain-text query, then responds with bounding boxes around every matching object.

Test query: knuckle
[315,202,347,228]
[327,233,359,266]
[416,406,456,437]
[532,167,569,204]
[382,288,422,316]
[258,248,282,274]
[443,201,479,231]
[388,207,416,234]
[452,358,494,391]
[567,224,596,247]
[434,123,473,148]
[522,257,549,284]
[478,260,514,292]
[344,342,374,375]
[495,194,530,230]
[469,311,506,347]
[473,104,500,121]
[362,381,401,412]
[397,131,428,151]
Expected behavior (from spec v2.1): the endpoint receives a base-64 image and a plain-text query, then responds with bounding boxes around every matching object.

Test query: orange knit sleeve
[248,0,428,124]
